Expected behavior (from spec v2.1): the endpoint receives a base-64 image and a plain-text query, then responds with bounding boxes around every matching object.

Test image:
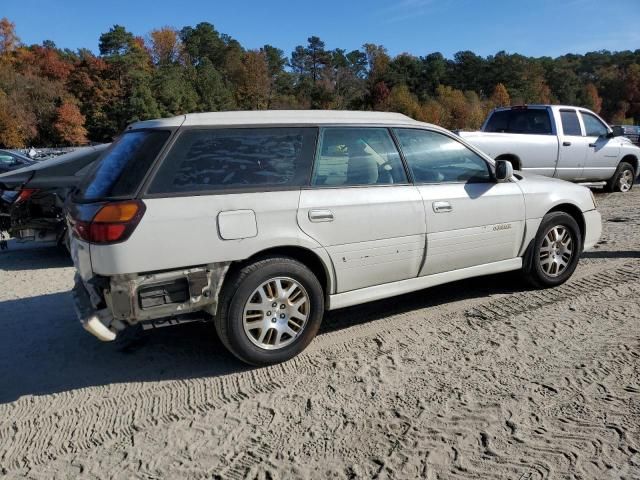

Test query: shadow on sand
[0,273,531,404]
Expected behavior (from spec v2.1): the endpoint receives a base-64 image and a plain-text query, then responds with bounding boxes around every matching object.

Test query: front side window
[311,128,407,186]
[484,108,552,135]
[581,112,608,137]
[148,128,317,194]
[560,110,582,136]
[394,128,492,183]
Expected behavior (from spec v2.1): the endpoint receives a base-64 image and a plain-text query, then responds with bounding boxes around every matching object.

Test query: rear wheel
[522,212,582,288]
[215,256,324,366]
[606,161,635,193]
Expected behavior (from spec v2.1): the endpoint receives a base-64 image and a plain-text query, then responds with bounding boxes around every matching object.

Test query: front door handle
[562,141,572,146]
[589,142,597,148]
[433,201,452,213]
[309,209,334,222]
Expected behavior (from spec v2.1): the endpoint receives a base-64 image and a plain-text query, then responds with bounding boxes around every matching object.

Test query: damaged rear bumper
[72,264,229,342]
[72,275,118,341]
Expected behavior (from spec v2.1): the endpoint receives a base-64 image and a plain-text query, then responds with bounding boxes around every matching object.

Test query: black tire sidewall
[610,162,635,192]
[530,212,582,287]
[219,258,324,366]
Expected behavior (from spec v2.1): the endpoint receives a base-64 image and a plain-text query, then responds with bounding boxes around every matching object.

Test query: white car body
[68,110,601,349]
[458,105,640,182]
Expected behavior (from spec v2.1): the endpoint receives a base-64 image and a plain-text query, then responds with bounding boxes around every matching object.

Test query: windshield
[77,130,170,201]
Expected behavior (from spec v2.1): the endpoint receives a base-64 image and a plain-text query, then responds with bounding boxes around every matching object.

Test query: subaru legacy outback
[68,111,602,365]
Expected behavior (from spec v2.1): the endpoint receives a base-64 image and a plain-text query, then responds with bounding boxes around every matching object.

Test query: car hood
[0,144,109,190]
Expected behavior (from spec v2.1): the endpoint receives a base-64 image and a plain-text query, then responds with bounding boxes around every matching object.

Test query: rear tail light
[14,188,39,204]
[73,200,146,244]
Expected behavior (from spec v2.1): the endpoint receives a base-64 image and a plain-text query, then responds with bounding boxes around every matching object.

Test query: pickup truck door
[579,110,620,181]
[555,108,588,180]
[393,128,525,276]
[297,127,426,293]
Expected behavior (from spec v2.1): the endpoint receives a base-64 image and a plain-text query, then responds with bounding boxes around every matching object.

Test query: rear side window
[78,130,170,201]
[485,109,552,135]
[560,110,582,136]
[148,128,317,194]
[311,128,407,186]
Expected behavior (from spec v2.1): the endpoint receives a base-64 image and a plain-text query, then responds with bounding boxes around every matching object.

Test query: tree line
[0,17,639,147]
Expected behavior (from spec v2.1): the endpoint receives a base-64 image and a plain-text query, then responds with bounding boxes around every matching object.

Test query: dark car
[0,149,36,174]
[0,144,109,247]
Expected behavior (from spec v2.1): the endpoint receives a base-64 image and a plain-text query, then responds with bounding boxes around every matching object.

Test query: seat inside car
[346,140,379,185]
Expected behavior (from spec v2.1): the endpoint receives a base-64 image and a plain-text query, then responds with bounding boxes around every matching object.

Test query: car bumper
[72,275,117,341]
[583,209,602,251]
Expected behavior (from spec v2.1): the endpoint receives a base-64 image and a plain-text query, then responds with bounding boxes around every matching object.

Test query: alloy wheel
[619,169,633,192]
[539,225,574,277]
[242,277,310,350]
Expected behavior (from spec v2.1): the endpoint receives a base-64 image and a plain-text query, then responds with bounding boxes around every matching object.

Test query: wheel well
[495,154,521,170]
[621,155,638,175]
[548,203,585,241]
[230,246,330,296]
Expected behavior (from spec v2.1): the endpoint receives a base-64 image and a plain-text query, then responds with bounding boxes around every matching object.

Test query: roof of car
[128,110,425,129]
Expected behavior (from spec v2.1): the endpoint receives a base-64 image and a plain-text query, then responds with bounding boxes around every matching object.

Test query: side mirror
[495,160,514,182]
[609,125,624,138]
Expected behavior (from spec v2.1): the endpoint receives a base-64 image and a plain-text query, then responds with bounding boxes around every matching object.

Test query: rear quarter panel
[89,191,330,277]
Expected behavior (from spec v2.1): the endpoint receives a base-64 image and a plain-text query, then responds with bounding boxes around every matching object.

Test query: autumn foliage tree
[490,83,511,107]
[1,16,640,148]
[54,101,88,144]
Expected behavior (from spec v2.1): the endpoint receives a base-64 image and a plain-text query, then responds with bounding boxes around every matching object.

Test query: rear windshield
[77,130,170,201]
[484,109,552,135]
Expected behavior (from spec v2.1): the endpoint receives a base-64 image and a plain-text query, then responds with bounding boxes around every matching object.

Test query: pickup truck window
[485,109,552,135]
[395,129,492,184]
[560,110,582,136]
[581,112,608,137]
[311,128,407,186]
[148,128,317,194]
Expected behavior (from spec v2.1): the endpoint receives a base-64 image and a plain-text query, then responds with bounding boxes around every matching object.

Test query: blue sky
[4,0,640,58]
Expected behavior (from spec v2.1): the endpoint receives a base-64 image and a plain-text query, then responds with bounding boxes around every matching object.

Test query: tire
[606,161,635,193]
[215,256,324,366]
[522,212,582,288]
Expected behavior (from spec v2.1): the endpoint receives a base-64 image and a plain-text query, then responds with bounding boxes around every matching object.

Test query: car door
[555,108,589,180]
[393,128,526,276]
[297,127,426,293]
[580,110,620,181]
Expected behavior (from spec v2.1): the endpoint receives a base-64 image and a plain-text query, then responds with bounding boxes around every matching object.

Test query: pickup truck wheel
[606,161,635,193]
[522,212,582,288]
[215,256,324,366]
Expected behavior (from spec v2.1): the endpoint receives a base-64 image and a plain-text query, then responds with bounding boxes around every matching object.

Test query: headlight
[589,189,598,208]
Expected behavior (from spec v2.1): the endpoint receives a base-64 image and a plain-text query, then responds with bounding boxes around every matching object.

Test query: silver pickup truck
[459,105,640,192]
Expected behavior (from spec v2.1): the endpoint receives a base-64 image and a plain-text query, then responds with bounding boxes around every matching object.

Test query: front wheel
[522,212,582,288]
[606,161,635,193]
[215,256,324,366]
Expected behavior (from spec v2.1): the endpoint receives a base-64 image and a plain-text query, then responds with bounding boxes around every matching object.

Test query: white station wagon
[68,111,602,365]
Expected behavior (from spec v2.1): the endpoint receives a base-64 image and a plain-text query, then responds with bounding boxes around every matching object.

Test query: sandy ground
[0,190,639,479]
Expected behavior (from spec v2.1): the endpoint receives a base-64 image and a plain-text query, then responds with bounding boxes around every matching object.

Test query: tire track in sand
[1,261,639,473]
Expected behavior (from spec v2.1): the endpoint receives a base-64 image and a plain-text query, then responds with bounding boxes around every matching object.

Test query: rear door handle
[433,201,452,213]
[589,142,597,148]
[309,209,334,222]
[562,141,572,146]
